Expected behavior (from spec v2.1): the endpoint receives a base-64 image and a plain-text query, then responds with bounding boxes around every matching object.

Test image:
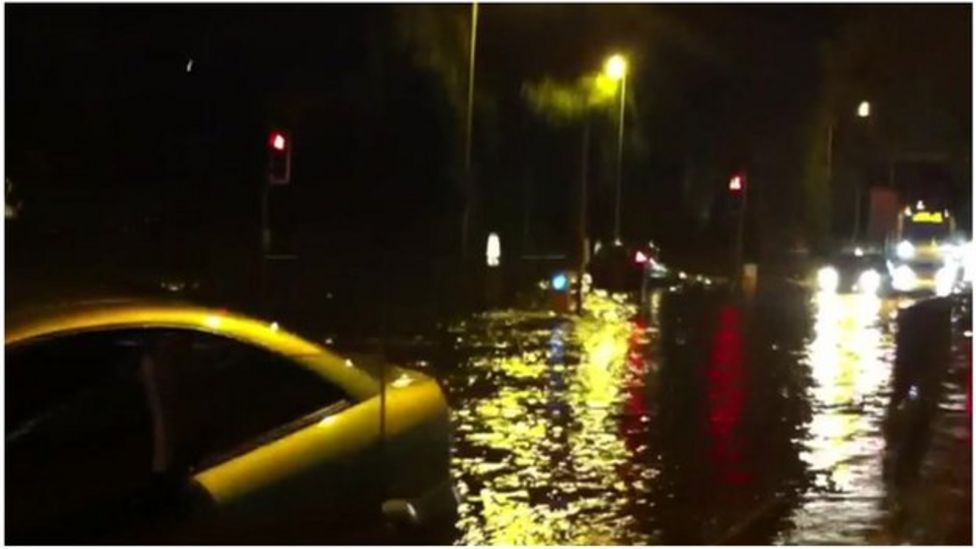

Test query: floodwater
[425,286,971,545]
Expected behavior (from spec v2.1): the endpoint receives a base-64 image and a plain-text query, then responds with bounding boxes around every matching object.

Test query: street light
[828,100,872,177]
[461,1,479,260]
[604,53,628,242]
[825,100,873,241]
[604,54,627,81]
[852,100,870,240]
[857,100,871,118]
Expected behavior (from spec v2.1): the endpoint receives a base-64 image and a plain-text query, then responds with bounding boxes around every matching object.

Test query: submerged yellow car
[5,299,456,544]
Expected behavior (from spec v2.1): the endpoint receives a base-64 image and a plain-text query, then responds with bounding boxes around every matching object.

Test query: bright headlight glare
[892,265,916,291]
[817,266,839,292]
[935,266,957,297]
[896,240,915,260]
[857,269,881,294]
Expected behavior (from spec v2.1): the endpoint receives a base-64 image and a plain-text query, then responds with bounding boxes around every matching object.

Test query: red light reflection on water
[626,321,650,411]
[707,305,752,486]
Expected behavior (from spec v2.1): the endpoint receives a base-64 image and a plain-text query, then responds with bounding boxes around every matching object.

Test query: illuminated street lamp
[857,100,871,118]
[603,53,628,242]
[825,100,873,241]
[604,54,627,81]
[851,99,871,239]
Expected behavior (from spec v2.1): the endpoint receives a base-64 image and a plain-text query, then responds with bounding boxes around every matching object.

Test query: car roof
[7,298,314,352]
[6,298,379,400]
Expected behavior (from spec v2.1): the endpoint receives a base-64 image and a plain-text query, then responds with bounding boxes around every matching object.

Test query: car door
[147,330,386,544]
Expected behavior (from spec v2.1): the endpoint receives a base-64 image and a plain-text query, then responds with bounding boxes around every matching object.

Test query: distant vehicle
[815,246,889,295]
[5,300,456,544]
[886,201,965,295]
[589,240,668,291]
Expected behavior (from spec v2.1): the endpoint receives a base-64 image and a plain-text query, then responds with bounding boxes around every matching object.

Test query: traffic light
[268,130,291,184]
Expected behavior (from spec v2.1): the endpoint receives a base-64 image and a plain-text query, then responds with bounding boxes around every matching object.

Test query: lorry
[865,187,966,295]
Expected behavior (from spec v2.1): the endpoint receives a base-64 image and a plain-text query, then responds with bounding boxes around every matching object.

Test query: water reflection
[447,287,817,544]
[778,292,895,544]
[450,292,645,545]
[442,285,966,545]
[707,305,749,487]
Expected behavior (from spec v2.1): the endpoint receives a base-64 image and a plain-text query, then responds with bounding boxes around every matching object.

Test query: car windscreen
[904,220,950,241]
[831,254,884,271]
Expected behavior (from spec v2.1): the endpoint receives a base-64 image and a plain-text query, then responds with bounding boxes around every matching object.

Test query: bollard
[484,232,502,308]
[550,271,571,314]
[741,263,758,299]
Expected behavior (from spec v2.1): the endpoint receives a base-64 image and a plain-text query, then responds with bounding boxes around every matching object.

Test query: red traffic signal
[270,132,287,151]
[729,172,745,192]
[268,130,291,185]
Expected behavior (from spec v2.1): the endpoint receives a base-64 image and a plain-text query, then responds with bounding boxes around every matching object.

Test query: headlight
[817,266,839,292]
[940,243,958,258]
[962,241,974,283]
[857,269,882,295]
[935,265,958,297]
[892,265,916,291]
[896,240,915,260]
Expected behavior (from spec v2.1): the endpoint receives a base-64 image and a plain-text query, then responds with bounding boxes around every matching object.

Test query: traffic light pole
[261,184,271,256]
[260,182,270,305]
[727,172,748,292]
[262,130,291,308]
[734,184,748,293]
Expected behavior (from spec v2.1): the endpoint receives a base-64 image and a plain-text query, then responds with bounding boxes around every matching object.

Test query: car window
[7,330,147,435]
[151,331,348,471]
[5,331,156,542]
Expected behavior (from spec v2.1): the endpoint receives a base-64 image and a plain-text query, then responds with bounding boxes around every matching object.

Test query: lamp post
[853,100,870,241]
[826,100,872,242]
[461,1,479,260]
[604,53,628,243]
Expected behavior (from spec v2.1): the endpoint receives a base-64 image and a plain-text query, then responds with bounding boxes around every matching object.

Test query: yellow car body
[5,299,455,543]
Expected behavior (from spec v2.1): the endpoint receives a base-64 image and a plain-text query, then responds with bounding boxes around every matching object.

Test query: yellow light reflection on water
[452,292,651,545]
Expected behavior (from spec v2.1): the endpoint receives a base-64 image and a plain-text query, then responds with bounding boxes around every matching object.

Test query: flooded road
[424,287,971,545]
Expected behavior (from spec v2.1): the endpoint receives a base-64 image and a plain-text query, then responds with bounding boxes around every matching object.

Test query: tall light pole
[604,53,627,243]
[826,100,872,242]
[461,1,479,259]
[853,100,870,241]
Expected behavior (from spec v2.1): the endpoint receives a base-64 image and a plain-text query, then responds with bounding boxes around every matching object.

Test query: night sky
[5,4,971,305]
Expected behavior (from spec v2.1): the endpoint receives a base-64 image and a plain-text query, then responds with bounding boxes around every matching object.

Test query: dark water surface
[418,288,971,545]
